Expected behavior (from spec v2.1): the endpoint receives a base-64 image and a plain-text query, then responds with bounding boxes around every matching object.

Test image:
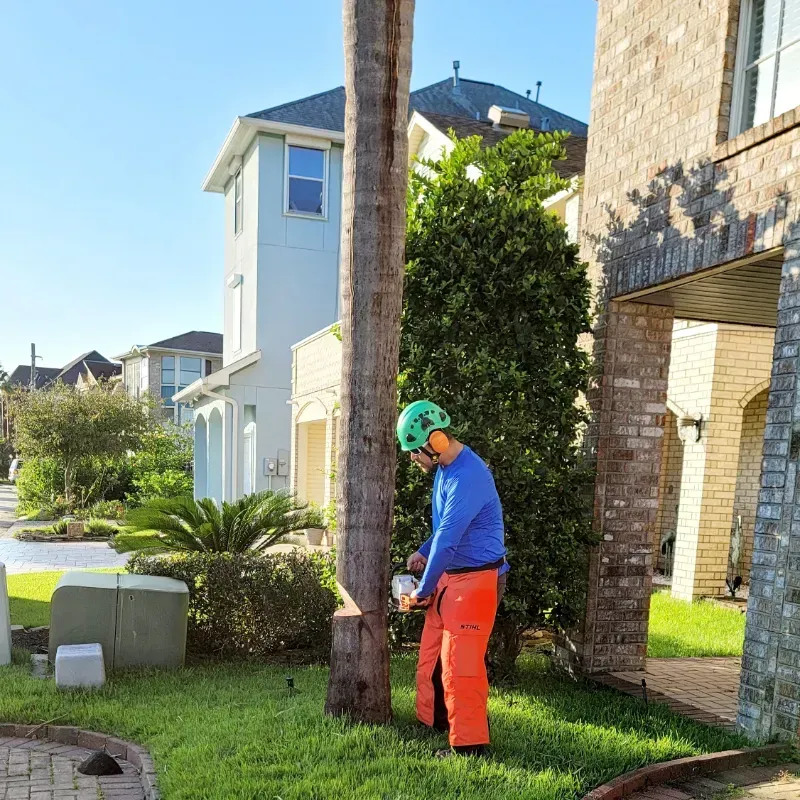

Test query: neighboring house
[181,62,588,505]
[114,332,223,425]
[407,107,586,242]
[289,88,588,509]
[6,351,120,390]
[559,0,800,740]
[1,351,122,436]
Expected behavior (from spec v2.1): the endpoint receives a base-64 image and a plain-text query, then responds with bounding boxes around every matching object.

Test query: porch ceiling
[615,248,783,327]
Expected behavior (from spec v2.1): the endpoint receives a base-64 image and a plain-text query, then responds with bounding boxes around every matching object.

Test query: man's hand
[407,551,428,573]
[407,589,433,609]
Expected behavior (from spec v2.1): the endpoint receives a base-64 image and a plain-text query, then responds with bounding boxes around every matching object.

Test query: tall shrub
[126,422,193,505]
[394,129,596,678]
[9,382,151,504]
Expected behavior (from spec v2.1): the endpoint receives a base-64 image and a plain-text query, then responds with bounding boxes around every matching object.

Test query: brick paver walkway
[0,737,144,799]
[0,538,129,575]
[0,486,129,576]
[604,657,741,728]
[630,761,800,799]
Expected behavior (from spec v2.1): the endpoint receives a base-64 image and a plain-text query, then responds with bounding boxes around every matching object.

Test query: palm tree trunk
[324,0,414,724]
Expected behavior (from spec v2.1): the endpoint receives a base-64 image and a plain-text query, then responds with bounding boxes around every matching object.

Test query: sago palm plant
[114,490,323,554]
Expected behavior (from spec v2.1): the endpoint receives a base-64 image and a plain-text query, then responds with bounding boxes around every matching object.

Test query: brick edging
[582,743,787,800]
[0,723,160,799]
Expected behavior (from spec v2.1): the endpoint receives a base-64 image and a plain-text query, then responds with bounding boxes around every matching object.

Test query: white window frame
[233,168,243,236]
[283,137,330,220]
[160,354,210,425]
[731,0,800,137]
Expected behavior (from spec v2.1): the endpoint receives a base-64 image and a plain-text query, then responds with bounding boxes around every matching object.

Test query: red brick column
[559,300,673,673]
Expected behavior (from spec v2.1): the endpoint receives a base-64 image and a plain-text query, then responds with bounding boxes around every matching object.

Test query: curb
[0,723,160,799]
[582,743,787,800]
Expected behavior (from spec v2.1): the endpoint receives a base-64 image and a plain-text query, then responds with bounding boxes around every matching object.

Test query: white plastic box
[55,643,106,689]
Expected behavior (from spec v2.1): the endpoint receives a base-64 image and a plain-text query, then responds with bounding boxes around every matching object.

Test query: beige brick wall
[732,388,769,579]
[290,327,342,512]
[655,410,682,571]
[293,328,342,399]
[666,323,773,599]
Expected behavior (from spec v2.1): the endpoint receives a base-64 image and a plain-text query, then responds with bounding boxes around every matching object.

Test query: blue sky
[0,0,597,375]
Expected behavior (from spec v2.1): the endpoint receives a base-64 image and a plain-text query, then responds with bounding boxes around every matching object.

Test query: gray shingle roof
[411,80,588,136]
[148,331,223,354]
[83,361,122,380]
[248,87,347,132]
[7,365,61,389]
[246,77,587,137]
[418,112,587,178]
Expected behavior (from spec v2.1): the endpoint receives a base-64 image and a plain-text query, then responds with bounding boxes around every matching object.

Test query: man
[396,399,508,758]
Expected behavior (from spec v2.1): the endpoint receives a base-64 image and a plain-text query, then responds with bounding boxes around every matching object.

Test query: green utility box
[49,572,189,669]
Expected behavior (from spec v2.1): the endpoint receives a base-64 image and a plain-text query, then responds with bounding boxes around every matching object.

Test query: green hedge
[127,551,337,660]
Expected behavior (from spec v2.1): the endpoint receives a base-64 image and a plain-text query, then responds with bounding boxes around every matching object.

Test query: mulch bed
[11,627,49,653]
[14,533,112,543]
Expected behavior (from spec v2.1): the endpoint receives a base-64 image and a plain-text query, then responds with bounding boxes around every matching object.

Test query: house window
[161,356,176,410]
[205,359,213,376]
[286,145,326,217]
[234,169,243,235]
[733,0,800,136]
[160,355,202,424]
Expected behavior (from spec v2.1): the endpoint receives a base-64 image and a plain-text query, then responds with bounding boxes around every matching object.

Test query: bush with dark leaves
[128,550,337,660]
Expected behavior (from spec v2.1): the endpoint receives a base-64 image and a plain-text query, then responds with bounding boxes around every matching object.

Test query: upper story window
[160,355,203,424]
[732,0,800,136]
[286,145,327,217]
[234,169,243,236]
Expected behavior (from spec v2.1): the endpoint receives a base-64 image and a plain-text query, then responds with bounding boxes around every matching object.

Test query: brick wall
[584,0,800,302]
[557,300,673,673]
[655,410,682,571]
[733,389,769,578]
[740,239,800,740]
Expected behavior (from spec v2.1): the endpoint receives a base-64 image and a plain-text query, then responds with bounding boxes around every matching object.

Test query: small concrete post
[0,562,11,666]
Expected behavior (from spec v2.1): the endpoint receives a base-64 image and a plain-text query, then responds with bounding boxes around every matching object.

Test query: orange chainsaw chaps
[415,569,499,747]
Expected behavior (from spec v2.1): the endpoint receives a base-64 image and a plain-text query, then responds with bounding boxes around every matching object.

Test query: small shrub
[118,491,321,554]
[305,503,326,529]
[51,519,69,536]
[85,519,118,536]
[127,551,337,659]
[88,499,126,520]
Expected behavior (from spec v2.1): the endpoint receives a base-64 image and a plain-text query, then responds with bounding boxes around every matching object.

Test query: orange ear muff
[429,430,449,454]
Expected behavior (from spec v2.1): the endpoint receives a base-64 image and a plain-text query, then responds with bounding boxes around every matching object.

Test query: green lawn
[7,569,123,628]
[3,575,748,797]
[648,590,746,658]
[0,653,745,800]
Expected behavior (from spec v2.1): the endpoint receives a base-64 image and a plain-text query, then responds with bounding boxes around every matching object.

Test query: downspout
[202,389,239,501]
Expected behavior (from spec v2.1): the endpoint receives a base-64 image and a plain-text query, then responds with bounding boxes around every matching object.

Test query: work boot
[434,745,486,759]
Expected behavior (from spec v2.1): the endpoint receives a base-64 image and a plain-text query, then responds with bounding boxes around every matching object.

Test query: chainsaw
[390,562,432,612]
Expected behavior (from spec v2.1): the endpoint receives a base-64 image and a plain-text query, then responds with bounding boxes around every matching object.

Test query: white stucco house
[182,63,588,505]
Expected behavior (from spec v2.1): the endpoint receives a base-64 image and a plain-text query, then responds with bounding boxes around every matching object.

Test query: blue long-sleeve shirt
[415,446,508,597]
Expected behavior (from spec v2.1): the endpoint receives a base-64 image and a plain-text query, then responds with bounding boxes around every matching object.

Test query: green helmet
[397,400,451,451]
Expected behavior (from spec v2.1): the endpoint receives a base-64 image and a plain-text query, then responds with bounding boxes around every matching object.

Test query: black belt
[446,556,506,575]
